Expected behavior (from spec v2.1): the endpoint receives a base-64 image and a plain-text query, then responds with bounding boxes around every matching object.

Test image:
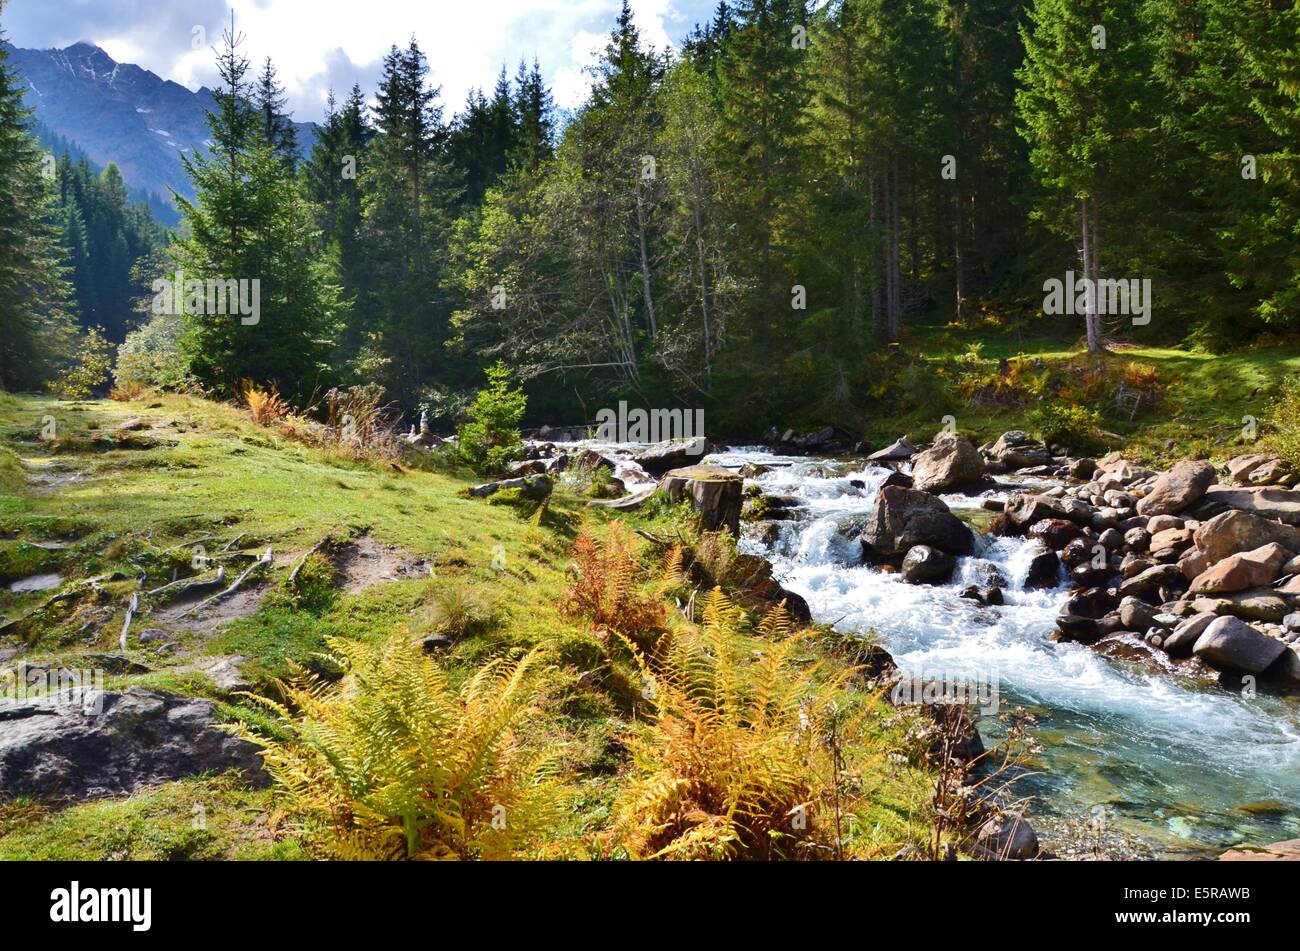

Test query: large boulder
[862,486,974,557]
[468,474,553,500]
[634,439,706,477]
[0,687,267,801]
[1136,460,1216,516]
[1192,616,1287,674]
[1003,493,1068,533]
[1201,486,1300,526]
[901,545,956,584]
[660,465,743,536]
[911,432,988,494]
[987,431,1052,470]
[1193,510,1300,563]
[1024,544,1062,588]
[1188,543,1290,594]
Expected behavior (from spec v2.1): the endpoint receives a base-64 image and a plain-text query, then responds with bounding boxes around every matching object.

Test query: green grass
[887,322,1300,467]
[0,773,304,860]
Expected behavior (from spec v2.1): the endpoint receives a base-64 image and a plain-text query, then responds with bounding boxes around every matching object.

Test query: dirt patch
[149,584,270,634]
[331,535,430,593]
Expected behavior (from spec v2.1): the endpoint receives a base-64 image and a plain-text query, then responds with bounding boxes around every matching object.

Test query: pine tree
[1017,0,1151,353]
[0,2,77,390]
[172,19,341,395]
[254,57,298,169]
[357,38,460,401]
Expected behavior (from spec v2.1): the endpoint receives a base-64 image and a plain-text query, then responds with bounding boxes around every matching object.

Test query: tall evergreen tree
[173,19,342,395]
[0,2,77,390]
[254,57,298,169]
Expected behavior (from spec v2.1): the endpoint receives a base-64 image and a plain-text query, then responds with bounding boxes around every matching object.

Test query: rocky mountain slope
[4,40,315,213]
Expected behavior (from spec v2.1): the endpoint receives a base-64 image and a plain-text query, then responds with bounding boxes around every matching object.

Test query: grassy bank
[0,391,939,860]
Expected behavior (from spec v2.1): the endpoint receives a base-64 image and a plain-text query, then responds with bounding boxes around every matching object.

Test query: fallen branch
[118,592,139,651]
[288,536,334,587]
[634,529,670,547]
[219,533,246,554]
[146,566,226,599]
[181,548,272,618]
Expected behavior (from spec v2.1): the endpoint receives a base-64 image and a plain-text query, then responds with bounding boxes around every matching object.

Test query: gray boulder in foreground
[0,687,267,801]
[1192,616,1287,675]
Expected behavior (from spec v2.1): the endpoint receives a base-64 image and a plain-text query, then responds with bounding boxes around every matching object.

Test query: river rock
[1264,645,1300,688]
[660,465,743,536]
[1201,486,1300,526]
[1119,597,1158,631]
[468,474,553,500]
[987,431,1052,470]
[862,486,974,557]
[1027,518,1083,550]
[1193,510,1300,564]
[1188,543,1290,594]
[1220,838,1300,861]
[975,814,1039,860]
[634,439,706,476]
[1025,545,1062,588]
[1219,589,1289,623]
[1118,563,1184,602]
[901,545,956,584]
[0,687,267,801]
[911,432,987,493]
[1192,616,1287,674]
[1136,460,1216,516]
[867,436,917,461]
[1163,612,1218,657]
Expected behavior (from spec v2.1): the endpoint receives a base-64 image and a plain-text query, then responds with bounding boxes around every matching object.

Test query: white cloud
[5,0,718,121]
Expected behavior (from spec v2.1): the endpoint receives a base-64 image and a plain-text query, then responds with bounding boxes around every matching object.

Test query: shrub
[1268,374,1300,468]
[51,327,114,400]
[1027,401,1105,453]
[457,361,526,475]
[108,380,148,401]
[239,632,558,860]
[114,308,192,390]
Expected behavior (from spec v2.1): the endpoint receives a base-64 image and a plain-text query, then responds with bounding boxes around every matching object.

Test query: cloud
[2,0,720,121]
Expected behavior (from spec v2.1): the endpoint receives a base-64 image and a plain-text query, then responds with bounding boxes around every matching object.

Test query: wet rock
[0,687,267,801]
[1263,646,1300,688]
[1064,587,1117,620]
[1219,838,1300,861]
[739,462,771,479]
[1218,589,1289,623]
[1124,527,1152,552]
[1004,493,1067,533]
[975,814,1040,860]
[911,432,988,494]
[1193,616,1287,674]
[1060,538,1093,568]
[901,545,956,584]
[1027,517,1083,550]
[1118,563,1184,602]
[1025,545,1062,588]
[867,435,917,462]
[862,486,974,558]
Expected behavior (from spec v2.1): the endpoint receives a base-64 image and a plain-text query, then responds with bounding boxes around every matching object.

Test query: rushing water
[573,441,1300,857]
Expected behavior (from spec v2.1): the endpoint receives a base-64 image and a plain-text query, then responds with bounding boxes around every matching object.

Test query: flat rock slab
[0,687,267,801]
[1220,838,1300,861]
[1203,486,1300,526]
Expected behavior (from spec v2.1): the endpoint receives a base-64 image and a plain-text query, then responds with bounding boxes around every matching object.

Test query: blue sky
[2,0,722,121]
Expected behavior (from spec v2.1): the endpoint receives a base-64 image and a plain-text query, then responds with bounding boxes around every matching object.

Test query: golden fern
[236,632,559,860]
[609,588,866,860]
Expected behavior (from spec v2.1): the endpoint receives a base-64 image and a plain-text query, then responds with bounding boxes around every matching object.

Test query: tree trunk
[635,183,657,340]
[692,201,712,387]
[1081,198,1102,354]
